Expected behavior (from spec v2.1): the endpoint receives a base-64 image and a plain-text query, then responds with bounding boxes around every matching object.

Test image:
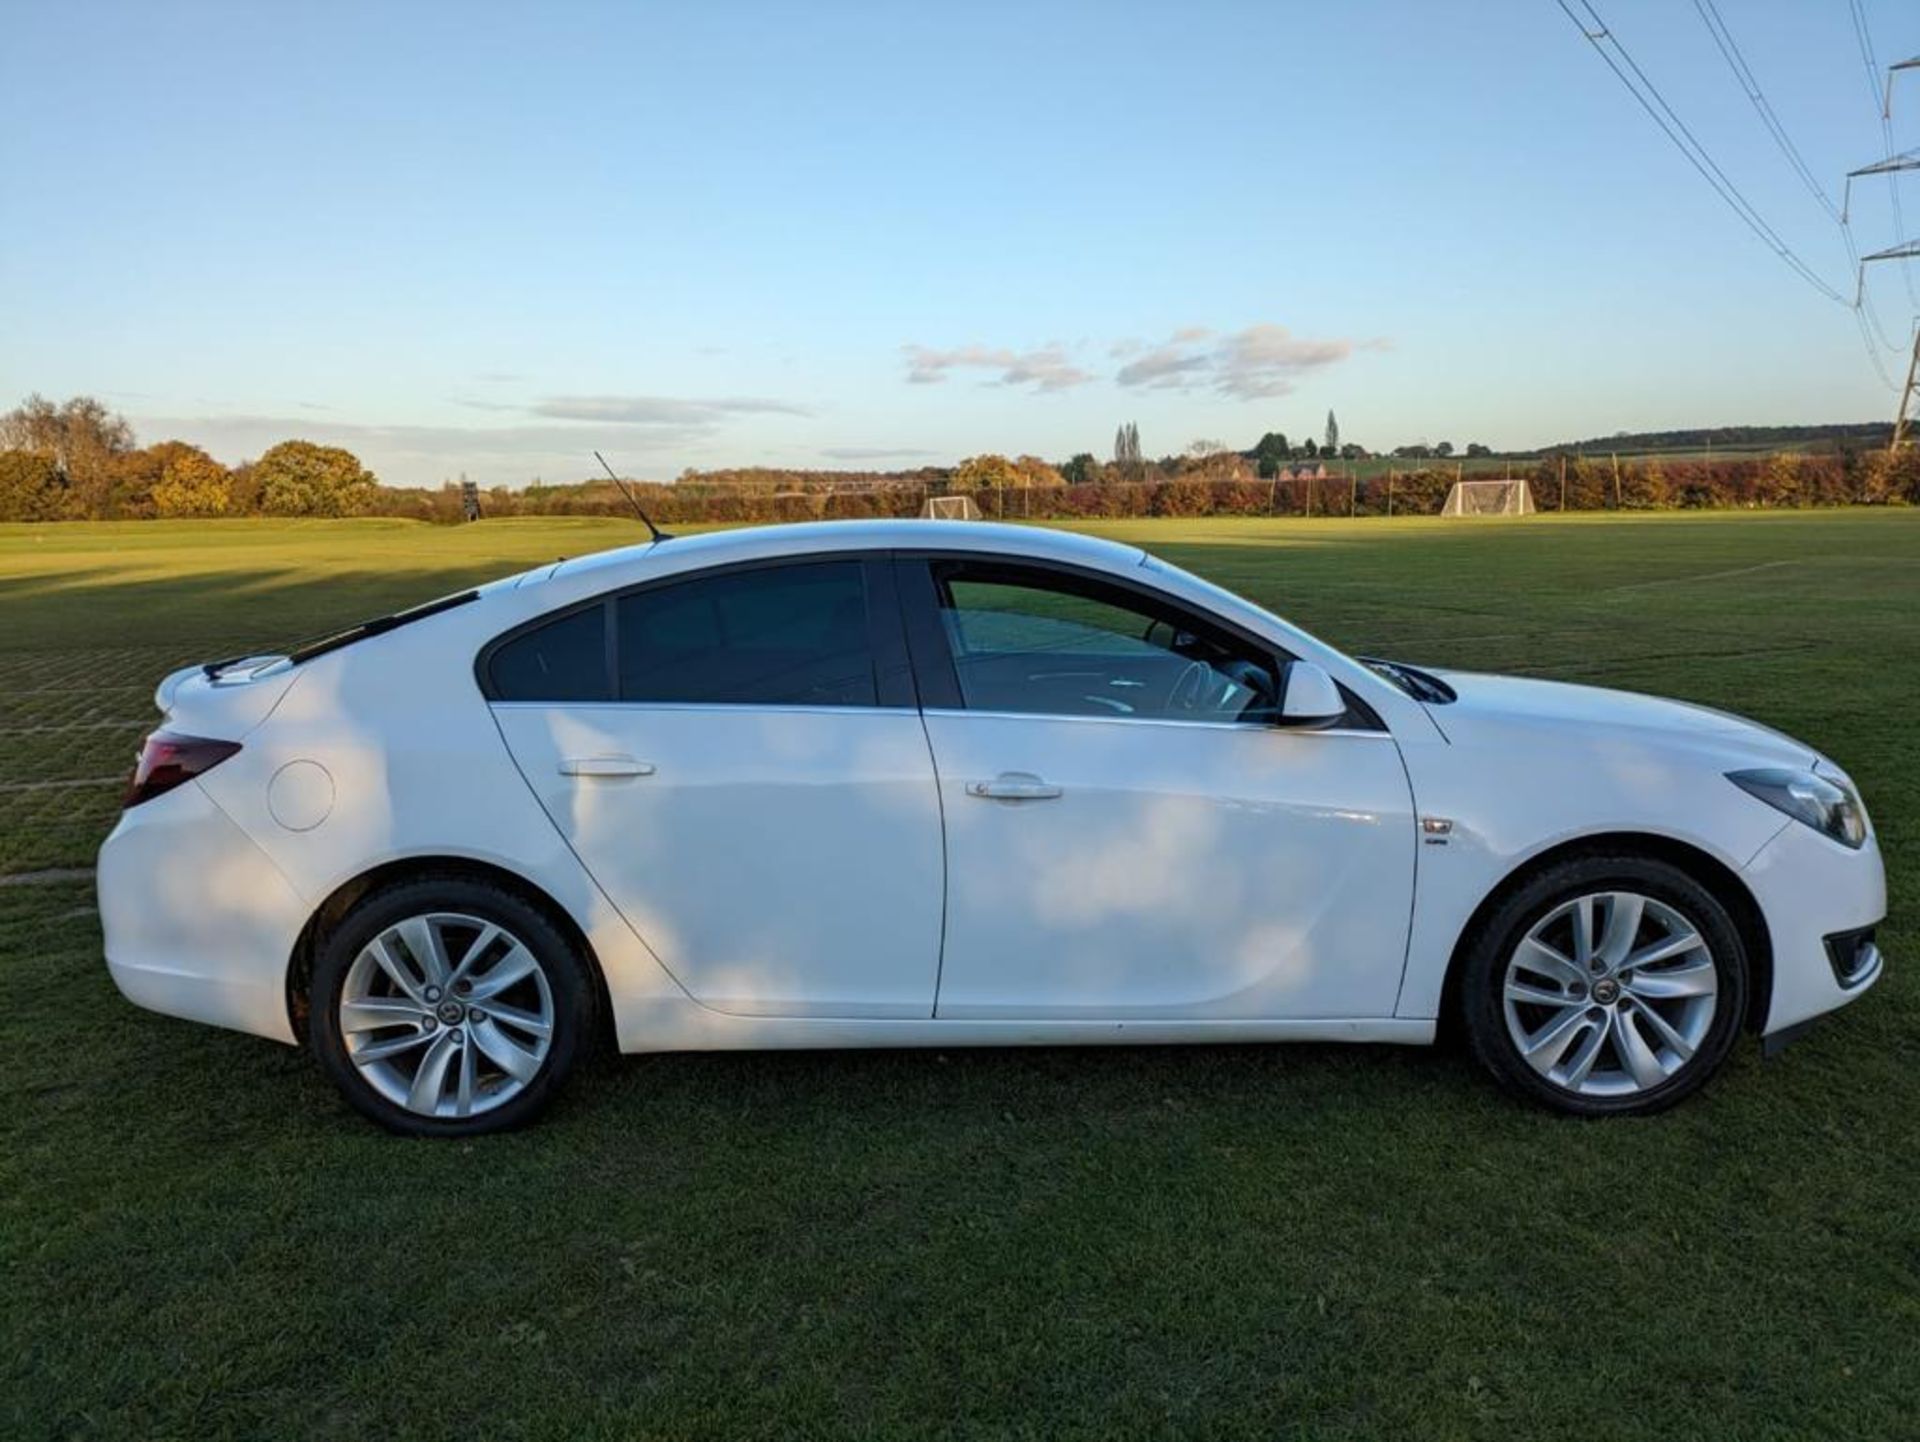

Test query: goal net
[921,493,982,520]
[1441,479,1536,516]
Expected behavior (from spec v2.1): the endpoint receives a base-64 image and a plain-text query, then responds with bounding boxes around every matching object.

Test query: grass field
[2,511,1916,1440]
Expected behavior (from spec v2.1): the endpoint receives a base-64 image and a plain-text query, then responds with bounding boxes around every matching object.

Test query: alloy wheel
[1501,890,1719,1098]
[338,911,555,1118]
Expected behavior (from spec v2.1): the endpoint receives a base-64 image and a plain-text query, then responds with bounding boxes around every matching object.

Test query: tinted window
[932,563,1276,723]
[488,604,609,702]
[617,562,878,706]
[944,581,1168,661]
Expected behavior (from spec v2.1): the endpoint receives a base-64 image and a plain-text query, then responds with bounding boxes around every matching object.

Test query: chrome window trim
[487,700,1388,737]
[487,700,922,718]
[918,706,1396,739]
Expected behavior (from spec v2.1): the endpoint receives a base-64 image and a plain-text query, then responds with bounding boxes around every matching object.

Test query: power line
[1851,223,1907,354]
[1852,295,1901,389]
[1687,0,1905,371]
[1849,0,1918,307]
[1844,148,1920,338]
[1842,150,1920,221]
[1692,0,1839,220]
[1554,0,1850,306]
[1847,0,1887,110]
[1889,56,1920,119]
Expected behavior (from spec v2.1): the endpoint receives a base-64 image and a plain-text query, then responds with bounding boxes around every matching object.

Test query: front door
[489,556,945,1018]
[899,557,1417,1021]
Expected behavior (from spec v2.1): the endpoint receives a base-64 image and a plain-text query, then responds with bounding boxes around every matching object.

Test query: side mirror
[1277,660,1345,728]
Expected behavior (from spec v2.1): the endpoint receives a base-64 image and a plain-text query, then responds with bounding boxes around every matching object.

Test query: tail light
[124,731,242,809]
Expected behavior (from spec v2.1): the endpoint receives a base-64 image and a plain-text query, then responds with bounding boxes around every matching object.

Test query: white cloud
[901,343,1093,393]
[908,324,1381,401]
[526,394,811,423]
[1114,344,1215,390]
[1116,324,1379,400]
[819,445,939,461]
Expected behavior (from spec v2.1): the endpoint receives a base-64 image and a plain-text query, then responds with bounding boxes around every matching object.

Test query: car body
[97,520,1885,1131]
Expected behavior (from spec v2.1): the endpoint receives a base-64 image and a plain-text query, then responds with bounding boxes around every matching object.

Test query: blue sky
[2,0,1915,487]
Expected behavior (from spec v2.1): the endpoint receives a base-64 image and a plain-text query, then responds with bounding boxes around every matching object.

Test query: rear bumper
[1741,820,1886,1038]
[97,781,308,1045]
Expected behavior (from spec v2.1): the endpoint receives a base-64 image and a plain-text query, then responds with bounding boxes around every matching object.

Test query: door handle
[559,755,655,778]
[967,773,1063,801]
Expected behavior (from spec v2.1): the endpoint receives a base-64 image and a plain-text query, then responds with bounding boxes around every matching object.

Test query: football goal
[1440,479,1536,516]
[921,493,982,520]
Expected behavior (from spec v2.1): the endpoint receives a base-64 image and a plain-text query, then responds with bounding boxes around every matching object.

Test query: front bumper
[1741,819,1886,1038]
[97,780,309,1044]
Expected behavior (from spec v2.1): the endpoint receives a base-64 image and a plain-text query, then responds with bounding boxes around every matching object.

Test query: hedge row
[430,450,1920,525]
[7,448,1917,526]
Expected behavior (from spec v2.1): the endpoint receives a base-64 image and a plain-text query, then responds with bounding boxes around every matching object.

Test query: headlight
[1727,768,1868,848]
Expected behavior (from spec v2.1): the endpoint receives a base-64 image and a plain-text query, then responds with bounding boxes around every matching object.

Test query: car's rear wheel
[1461,854,1748,1116]
[309,877,593,1135]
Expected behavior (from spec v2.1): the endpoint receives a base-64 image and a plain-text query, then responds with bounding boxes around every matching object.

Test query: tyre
[1460,854,1748,1117]
[309,876,595,1136]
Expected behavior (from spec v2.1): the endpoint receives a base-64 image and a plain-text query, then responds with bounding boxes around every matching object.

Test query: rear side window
[488,605,609,702]
[616,561,878,706]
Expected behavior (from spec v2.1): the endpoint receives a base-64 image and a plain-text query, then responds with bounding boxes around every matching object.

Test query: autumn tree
[147,442,233,516]
[254,440,379,516]
[0,450,62,520]
[953,453,1023,490]
[1011,454,1065,487]
[0,393,136,518]
[227,460,264,513]
[104,439,219,517]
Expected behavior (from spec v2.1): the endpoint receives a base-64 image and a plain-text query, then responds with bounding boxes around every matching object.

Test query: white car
[98,520,1884,1134]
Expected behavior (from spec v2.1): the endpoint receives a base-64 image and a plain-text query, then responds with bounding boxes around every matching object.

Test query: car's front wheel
[309,877,594,1135]
[1461,854,1749,1116]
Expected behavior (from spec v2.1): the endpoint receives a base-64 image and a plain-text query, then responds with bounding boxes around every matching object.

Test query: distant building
[1280,462,1329,481]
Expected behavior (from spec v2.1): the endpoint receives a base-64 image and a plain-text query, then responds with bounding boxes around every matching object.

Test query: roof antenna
[594,451,671,542]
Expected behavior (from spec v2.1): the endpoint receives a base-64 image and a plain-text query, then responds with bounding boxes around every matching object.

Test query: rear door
[488,555,946,1018]
[899,556,1418,1021]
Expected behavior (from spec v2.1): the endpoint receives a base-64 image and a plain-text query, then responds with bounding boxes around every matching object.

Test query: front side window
[617,561,878,706]
[929,562,1278,722]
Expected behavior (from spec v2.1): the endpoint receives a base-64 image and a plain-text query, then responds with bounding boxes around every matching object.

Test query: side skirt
[611,1008,1436,1055]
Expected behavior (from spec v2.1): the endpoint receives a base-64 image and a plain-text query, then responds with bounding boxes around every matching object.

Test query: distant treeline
[497,451,1920,524]
[1,391,1915,524]
[1541,423,1894,455]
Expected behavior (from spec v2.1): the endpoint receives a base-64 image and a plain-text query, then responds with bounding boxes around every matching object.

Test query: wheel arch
[1436,831,1773,1040]
[284,856,616,1047]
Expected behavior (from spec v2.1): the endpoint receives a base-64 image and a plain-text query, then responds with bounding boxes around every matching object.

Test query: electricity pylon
[1894,323,1920,454]
[1847,92,1919,450]
[1842,151,1920,225]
